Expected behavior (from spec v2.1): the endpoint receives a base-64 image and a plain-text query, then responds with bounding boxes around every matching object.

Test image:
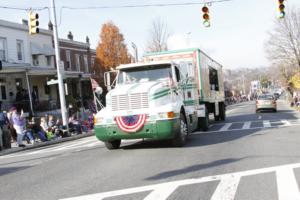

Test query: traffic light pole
[50,0,69,129]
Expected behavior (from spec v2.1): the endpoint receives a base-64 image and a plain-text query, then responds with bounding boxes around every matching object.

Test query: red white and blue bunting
[116,114,147,133]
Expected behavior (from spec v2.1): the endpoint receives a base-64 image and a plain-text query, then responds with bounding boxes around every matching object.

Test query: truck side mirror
[104,72,111,88]
[104,71,117,91]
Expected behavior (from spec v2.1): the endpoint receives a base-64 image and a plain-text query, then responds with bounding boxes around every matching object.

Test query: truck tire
[198,108,209,131]
[214,112,220,121]
[105,140,121,150]
[219,102,226,121]
[172,113,188,147]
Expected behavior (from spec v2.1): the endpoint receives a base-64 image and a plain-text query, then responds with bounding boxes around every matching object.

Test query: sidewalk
[0,131,95,156]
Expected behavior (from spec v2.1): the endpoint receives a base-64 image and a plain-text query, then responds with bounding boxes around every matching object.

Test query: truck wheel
[105,140,121,150]
[219,102,226,121]
[172,113,188,147]
[214,112,220,121]
[198,108,209,131]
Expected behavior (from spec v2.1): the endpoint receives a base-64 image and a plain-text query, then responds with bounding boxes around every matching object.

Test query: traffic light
[29,11,39,35]
[202,5,210,27]
[278,0,285,19]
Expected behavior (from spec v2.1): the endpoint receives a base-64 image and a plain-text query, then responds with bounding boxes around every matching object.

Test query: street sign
[47,79,59,85]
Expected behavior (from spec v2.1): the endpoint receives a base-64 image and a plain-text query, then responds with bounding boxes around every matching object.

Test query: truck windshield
[117,64,172,85]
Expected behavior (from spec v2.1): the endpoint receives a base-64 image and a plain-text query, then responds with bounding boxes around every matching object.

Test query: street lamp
[131,42,138,63]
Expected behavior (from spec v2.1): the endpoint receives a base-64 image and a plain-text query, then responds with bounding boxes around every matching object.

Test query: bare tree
[266,8,300,68]
[146,18,170,52]
[265,8,300,88]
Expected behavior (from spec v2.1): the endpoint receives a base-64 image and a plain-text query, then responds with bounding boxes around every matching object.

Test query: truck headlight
[158,111,175,119]
[94,116,104,124]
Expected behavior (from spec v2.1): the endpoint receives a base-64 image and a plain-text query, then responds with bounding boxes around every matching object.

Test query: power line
[0,0,232,12]
[62,0,233,10]
[0,6,48,11]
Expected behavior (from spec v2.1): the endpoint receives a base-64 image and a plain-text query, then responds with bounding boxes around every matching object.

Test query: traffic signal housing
[278,0,285,19]
[202,5,210,27]
[29,11,39,35]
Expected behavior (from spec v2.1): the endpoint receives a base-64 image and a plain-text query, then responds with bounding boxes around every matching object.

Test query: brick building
[59,31,96,110]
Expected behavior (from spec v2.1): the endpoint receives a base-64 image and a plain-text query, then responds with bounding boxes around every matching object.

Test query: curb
[0,132,95,156]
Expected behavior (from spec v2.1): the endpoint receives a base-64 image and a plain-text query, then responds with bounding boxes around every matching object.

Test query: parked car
[256,94,277,113]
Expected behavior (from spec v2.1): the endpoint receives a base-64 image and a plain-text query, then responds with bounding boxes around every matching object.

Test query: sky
[0,0,299,69]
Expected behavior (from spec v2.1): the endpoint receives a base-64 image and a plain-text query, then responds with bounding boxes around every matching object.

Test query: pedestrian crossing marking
[263,120,271,128]
[219,123,232,132]
[276,167,300,200]
[198,119,300,133]
[60,162,300,200]
[210,175,240,200]
[281,119,291,126]
[144,184,178,200]
[242,121,251,130]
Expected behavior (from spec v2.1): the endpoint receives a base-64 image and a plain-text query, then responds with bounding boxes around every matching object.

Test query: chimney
[86,36,90,44]
[48,21,53,31]
[67,31,73,40]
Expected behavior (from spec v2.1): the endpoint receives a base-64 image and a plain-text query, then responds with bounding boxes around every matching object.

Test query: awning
[27,67,57,75]
[0,62,30,73]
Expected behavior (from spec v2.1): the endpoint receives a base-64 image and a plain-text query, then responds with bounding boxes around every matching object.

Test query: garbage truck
[94,48,225,149]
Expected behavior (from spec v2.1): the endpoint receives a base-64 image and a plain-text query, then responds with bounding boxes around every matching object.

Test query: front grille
[112,93,149,111]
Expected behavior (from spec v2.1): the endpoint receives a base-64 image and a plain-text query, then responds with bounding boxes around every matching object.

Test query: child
[28,117,48,142]
[40,117,55,140]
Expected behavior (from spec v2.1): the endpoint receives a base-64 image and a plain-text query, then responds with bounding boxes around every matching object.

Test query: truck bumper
[94,119,180,142]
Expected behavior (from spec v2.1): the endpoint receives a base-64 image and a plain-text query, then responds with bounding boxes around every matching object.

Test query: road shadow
[145,157,245,181]
[0,166,31,176]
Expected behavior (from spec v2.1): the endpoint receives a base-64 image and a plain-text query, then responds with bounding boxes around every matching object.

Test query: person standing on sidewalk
[10,107,26,147]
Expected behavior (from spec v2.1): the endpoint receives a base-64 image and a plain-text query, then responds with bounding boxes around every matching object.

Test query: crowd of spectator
[0,104,95,149]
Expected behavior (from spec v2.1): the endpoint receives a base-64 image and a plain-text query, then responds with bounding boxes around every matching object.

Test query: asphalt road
[2,100,300,200]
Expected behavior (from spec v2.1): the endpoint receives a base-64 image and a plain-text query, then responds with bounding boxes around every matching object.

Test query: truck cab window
[209,67,219,91]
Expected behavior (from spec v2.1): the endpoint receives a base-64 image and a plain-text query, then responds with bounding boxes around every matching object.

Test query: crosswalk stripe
[281,120,291,126]
[210,175,240,200]
[26,140,93,155]
[60,162,300,200]
[263,120,271,128]
[219,123,232,131]
[276,167,300,200]
[144,185,178,200]
[242,121,251,129]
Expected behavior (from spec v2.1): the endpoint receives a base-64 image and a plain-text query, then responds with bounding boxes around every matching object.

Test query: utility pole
[50,0,68,129]
[131,42,138,63]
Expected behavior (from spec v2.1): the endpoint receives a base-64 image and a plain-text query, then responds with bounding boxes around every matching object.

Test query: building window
[91,57,95,67]
[32,55,39,66]
[0,38,7,61]
[0,79,6,100]
[66,50,71,69]
[44,84,50,95]
[46,56,51,66]
[84,55,88,73]
[75,54,80,71]
[16,40,24,61]
[15,78,23,91]
[1,85,6,100]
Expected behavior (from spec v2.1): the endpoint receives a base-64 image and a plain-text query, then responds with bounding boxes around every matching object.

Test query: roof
[0,19,53,36]
[144,48,224,68]
[116,61,173,70]
[59,38,90,48]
